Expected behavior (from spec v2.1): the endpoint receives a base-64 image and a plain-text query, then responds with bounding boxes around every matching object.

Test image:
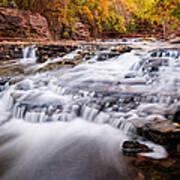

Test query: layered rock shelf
[0,7,51,40]
[0,44,23,60]
[0,44,78,61]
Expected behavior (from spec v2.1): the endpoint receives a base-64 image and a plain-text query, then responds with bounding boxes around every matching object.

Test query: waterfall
[0,39,179,180]
[23,46,36,59]
[21,46,37,64]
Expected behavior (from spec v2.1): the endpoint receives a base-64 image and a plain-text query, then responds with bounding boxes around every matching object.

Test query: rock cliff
[0,7,52,41]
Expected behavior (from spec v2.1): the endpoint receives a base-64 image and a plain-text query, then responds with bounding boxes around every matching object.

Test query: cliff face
[0,7,52,41]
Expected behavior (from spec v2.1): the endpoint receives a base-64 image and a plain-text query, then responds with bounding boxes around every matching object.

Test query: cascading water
[0,40,179,180]
[21,46,37,64]
[23,46,36,59]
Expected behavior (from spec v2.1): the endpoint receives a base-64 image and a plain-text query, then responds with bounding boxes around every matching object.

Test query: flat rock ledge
[136,120,180,150]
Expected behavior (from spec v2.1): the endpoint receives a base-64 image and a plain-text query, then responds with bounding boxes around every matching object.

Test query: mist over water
[0,40,179,180]
[0,119,135,180]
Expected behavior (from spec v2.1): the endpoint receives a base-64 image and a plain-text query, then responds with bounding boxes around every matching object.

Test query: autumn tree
[0,0,179,38]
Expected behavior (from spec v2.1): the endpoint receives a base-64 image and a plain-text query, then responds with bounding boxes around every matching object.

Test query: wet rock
[137,103,168,116]
[97,53,109,61]
[37,59,80,72]
[0,77,11,85]
[0,44,23,60]
[96,53,113,61]
[124,73,136,79]
[0,77,11,91]
[96,44,132,61]
[36,45,77,63]
[122,141,152,155]
[145,114,167,122]
[150,49,180,59]
[111,45,132,54]
[15,80,32,91]
[8,76,24,85]
[142,58,169,72]
[134,155,180,180]
[177,144,180,152]
[137,120,180,146]
[79,50,95,60]
[139,57,172,83]
[173,110,180,123]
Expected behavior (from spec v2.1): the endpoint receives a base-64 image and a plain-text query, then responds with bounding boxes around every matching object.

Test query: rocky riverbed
[0,38,179,180]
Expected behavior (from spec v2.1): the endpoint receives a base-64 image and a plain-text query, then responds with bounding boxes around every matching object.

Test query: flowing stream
[0,39,179,180]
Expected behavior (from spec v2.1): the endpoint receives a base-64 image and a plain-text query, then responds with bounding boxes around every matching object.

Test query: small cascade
[77,105,136,135]
[6,45,180,129]
[2,45,179,125]
[22,46,37,62]
[62,49,80,59]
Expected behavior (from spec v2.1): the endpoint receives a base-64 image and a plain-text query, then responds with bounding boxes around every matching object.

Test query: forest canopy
[0,0,180,38]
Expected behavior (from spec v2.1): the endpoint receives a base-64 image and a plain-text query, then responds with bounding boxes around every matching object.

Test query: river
[0,39,179,180]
